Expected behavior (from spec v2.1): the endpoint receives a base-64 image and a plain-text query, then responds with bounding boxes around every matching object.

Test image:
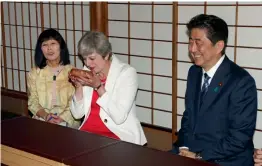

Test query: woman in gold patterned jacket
[27,28,80,128]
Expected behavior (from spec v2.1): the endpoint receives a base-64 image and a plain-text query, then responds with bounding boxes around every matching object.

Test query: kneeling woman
[70,31,146,145]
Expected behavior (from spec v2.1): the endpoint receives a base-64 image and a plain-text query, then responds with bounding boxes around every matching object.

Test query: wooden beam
[89,2,108,35]
[172,2,179,143]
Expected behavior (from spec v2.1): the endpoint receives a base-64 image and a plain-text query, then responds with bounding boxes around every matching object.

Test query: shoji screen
[176,2,262,148]
[108,2,174,129]
[2,2,42,92]
[1,2,90,91]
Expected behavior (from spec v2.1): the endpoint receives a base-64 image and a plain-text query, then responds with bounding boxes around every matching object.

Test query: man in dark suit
[172,14,257,166]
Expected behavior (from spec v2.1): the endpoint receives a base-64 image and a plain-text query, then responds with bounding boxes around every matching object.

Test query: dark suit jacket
[173,56,257,166]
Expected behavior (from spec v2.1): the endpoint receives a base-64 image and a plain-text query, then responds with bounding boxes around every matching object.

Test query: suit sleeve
[27,68,44,115]
[96,67,138,125]
[70,95,85,119]
[176,66,194,147]
[59,84,80,128]
[200,75,257,161]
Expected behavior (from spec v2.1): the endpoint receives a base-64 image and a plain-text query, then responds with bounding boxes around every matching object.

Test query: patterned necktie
[200,73,210,106]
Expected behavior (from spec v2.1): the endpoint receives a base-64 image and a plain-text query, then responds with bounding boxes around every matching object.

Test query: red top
[80,82,120,140]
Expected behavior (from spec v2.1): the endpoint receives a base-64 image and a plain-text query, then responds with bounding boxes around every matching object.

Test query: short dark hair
[34,28,70,68]
[187,14,228,54]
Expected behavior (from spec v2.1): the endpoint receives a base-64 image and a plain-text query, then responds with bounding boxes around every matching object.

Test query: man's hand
[254,149,262,166]
[179,149,196,159]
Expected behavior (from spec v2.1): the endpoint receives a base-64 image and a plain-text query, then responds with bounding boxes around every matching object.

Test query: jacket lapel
[104,55,123,93]
[199,56,231,114]
[81,55,123,117]
[192,66,203,129]
[194,67,203,113]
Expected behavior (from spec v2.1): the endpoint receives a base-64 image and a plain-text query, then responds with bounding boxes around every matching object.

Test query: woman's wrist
[44,113,50,121]
[97,84,106,96]
[74,86,83,101]
[94,82,102,91]
[36,109,49,121]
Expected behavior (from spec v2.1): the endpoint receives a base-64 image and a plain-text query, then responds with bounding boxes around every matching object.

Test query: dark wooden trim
[1,46,35,50]
[7,2,15,90]
[177,78,187,81]
[35,2,39,43]
[141,122,172,133]
[2,24,91,32]
[137,72,172,78]
[138,89,172,96]
[1,87,28,100]
[104,2,108,36]
[1,2,8,88]
[56,2,59,29]
[242,66,262,71]
[204,2,207,14]
[64,2,67,42]
[109,35,172,42]
[72,2,76,67]
[177,4,262,6]
[172,2,179,143]
[14,2,21,91]
[40,2,44,31]
[1,67,28,72]
[113,52,172,61]
[1,88,28,116]
[108,19,172,24]
[177,60,193,64]
[108,2,172,5]
[178,23,262,28]
[127,2,131,63]
[81,2,84,36]
[177,60,262,71]
[90,2,108,34]
[177,42,262,49]
[137,105,172,114]
[21,2,28,92]
[39,2,90,6]
[151,2,155,125]
[28,2,33,68]
[48,2,51,28]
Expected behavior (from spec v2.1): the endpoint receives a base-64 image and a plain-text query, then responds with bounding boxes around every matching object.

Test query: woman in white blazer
[70,31,147,145]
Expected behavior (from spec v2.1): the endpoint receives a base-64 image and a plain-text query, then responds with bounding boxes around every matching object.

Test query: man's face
[188,28,223,71]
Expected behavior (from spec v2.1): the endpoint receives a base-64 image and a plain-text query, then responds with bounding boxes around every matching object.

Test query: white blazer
[71,55,147,145]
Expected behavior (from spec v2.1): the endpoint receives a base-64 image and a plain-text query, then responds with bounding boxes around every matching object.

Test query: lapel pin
[214,82,222,92]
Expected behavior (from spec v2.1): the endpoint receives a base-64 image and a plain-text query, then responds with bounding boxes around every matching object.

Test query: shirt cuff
[179,146,189,150]
[73,95,83,105]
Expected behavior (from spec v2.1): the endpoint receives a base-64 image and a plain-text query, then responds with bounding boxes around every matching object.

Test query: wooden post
[89,2,108,36]
[172,2,178,143]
